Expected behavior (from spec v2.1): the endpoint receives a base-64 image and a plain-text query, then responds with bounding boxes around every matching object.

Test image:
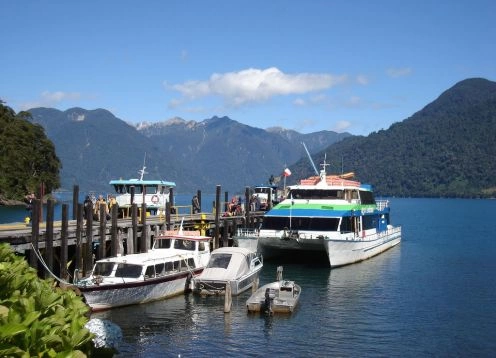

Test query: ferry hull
[325,227,401,267]
[236,227,401,268]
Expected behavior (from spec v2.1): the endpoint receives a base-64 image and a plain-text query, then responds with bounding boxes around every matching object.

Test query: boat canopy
[201,247,255,281]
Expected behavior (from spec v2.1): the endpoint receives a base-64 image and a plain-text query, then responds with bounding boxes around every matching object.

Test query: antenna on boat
[178,217,184,235]
[320,154,330,181]
[138,153,148,180]
[302,142,319,176]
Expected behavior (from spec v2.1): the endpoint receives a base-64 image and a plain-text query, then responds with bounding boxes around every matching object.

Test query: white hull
[236,226,401,268]
[246,280,301,313]
[195,267,262,296]
[325,227,401,267]
[80,271,198,311]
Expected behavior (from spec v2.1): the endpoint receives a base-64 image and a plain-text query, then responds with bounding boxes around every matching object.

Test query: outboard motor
[264,287,276,315]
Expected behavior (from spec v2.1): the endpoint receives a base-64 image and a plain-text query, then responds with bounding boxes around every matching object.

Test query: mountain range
[27,77,496,198]
[27,109,350,194]
[287,78,496,198]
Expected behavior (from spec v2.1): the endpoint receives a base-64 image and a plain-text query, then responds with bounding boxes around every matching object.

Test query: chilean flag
[283,168,292,177]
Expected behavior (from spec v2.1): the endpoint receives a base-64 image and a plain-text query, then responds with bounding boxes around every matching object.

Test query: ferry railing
[376,200,389,211]
[236,228,258,237]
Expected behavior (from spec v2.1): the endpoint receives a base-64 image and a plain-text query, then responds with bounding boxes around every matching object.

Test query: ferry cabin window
[262,217,340,231]
[115,263,142,278]
[362,215,379,230]
[207,253,232,269]
[289,189,343,200]
[360,191,375,205]
[93,262,114,276]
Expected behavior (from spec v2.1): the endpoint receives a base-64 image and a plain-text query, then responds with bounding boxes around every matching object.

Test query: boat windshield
[255,187,271,194]
[113,184,163,194]
[207,253,232,269]
[174,239,196,251]
[93,262,114,276]
[154,238,172,249]
[115,263,143,278]
[289,189,345,200]
[262,217,340,231]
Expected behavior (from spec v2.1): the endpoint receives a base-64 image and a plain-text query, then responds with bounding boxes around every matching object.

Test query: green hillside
[0,103,61,202]
[289,78,496,198]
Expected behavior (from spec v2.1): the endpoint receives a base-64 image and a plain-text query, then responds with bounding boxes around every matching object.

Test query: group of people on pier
[84,194,118,220]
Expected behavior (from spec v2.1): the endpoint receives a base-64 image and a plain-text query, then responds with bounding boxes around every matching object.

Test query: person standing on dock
[24,192,36,222]
[94,195,110,220]
[192,195,201,214]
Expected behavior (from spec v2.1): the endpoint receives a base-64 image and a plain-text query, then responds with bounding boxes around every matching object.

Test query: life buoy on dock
[151,195,159,204]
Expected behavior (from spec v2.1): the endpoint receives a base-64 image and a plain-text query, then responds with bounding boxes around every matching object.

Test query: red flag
[283,168,291,177]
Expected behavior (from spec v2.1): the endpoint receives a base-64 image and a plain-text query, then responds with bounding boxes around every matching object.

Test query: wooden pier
[0,185,265,281]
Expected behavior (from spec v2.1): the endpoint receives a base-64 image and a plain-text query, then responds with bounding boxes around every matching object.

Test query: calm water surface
[89,198,496,357]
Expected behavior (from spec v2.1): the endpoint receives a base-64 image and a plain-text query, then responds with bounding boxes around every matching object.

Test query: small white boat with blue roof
[109,160,176,218]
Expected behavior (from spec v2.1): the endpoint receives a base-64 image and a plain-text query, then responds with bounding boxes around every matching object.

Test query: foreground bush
[0,243,93,357]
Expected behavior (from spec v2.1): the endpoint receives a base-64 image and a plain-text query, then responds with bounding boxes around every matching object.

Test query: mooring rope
[30,243,73,286]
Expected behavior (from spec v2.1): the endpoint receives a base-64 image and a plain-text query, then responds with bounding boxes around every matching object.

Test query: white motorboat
[246,279,301,314]
[193,247,263,296]
[75,229,211,311]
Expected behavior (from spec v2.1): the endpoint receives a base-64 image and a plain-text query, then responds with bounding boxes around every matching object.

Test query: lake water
[82,198,496,357]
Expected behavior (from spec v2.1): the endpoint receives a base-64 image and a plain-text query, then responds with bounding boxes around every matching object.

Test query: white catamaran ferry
[109,164,176,217]
[235,160,401,267]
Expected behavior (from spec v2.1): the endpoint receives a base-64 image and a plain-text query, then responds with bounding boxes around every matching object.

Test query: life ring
[151,195,159,204]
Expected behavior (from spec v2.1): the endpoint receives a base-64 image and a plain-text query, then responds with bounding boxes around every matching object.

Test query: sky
[1,0,495,135]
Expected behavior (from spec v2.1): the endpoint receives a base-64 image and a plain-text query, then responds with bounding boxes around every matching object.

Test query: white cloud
[332,120,352,132]
[386,67,412,78]
[356,75,369,85]
[20,91,81,110]
[166,67,347,106]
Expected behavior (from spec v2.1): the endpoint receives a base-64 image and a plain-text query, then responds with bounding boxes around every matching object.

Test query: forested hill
[288,78,496,198]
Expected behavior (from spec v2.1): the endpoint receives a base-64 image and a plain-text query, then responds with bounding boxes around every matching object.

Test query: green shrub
[0,243,93,357]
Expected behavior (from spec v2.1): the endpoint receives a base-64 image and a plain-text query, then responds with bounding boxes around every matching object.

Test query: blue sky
[1,0,495,135]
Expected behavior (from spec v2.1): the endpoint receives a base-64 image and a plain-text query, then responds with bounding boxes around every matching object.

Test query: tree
[0,103,61,201]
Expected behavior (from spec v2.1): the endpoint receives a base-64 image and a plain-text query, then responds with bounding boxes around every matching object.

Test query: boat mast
[302,142,319,176]
[138,153,148,181]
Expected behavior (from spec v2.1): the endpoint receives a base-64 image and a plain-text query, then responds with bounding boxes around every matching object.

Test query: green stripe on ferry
[274,203,376,211]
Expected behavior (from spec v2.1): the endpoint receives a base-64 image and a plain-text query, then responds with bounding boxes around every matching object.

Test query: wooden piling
[29,199,40,269]
[60,204,69,281]
[214,185,221,249]
[222,218,229,247]
[45,199,54,279]
[244,187,251,228]
[84,202,93,275]
[140,203,147,252]
[252,277,259,293]
[98,207,106,260]
[111,204,119,256]
[224,281,232,313]
[131,203,138,252]
[75,203,83,274]
[72,185,79,220]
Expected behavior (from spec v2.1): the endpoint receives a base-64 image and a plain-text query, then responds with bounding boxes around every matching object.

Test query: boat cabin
[109,179,176,217]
